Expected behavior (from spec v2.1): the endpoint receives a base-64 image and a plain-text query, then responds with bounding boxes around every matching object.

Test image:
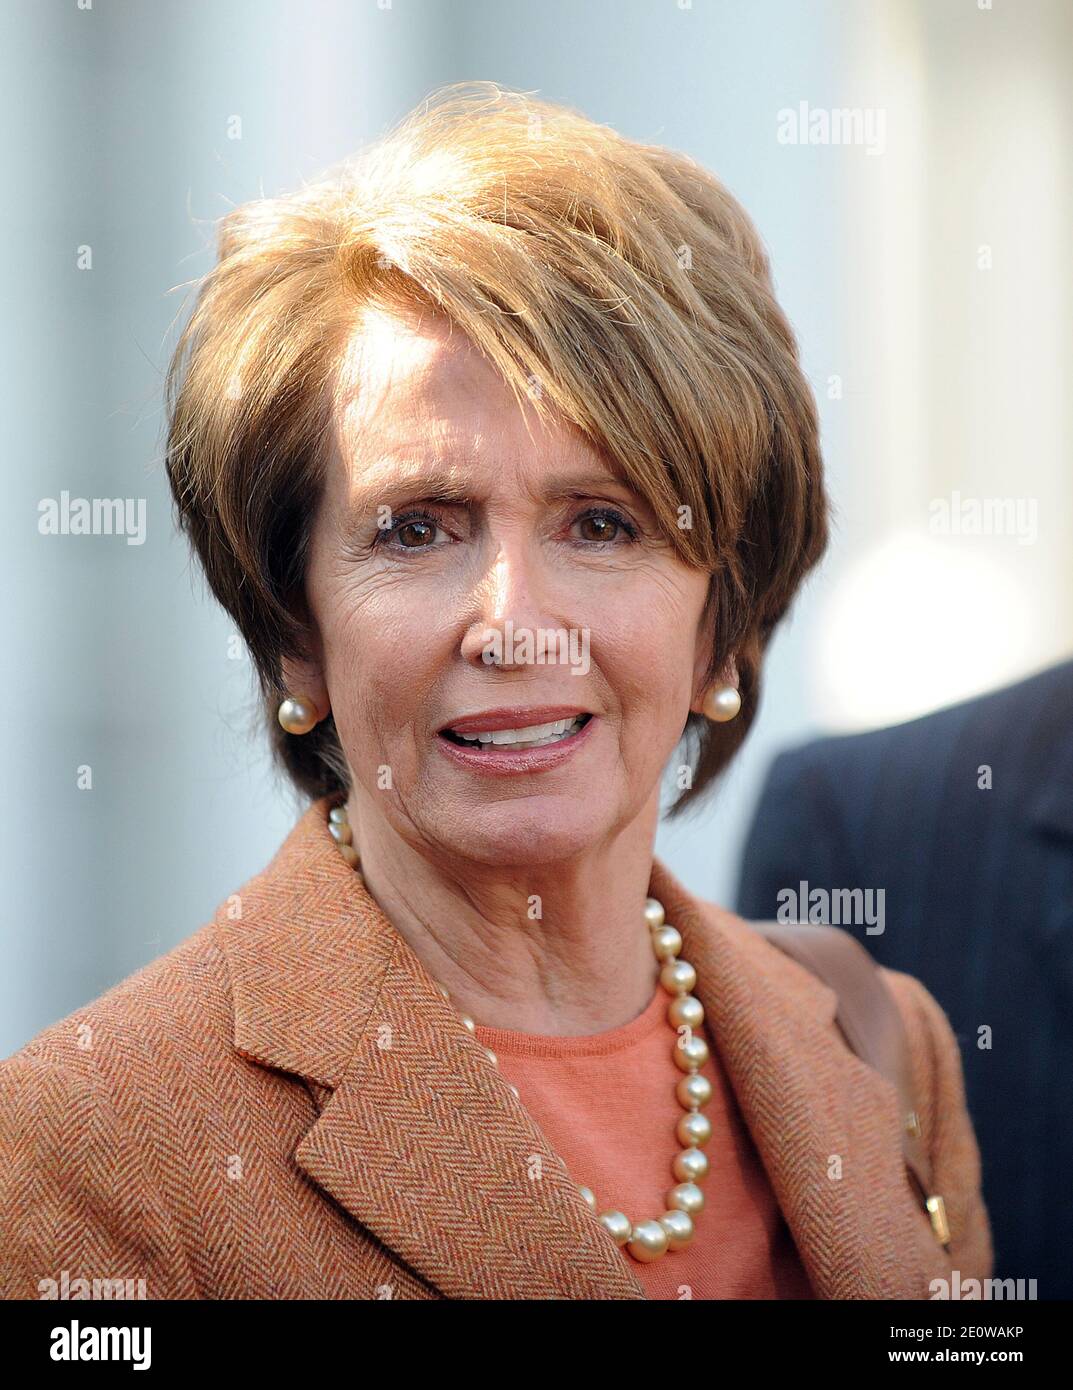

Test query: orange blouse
[474,984,814,1300]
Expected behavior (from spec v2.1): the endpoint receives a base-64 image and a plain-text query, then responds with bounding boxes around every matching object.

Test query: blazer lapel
[294,925,647,1300]
[649,858,929,1299]
[219,798,644,1300]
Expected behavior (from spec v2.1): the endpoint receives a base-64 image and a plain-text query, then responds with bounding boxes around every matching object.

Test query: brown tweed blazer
[0,798,991,1300]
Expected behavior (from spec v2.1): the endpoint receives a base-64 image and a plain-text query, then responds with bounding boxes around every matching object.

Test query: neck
[345,791,663,1036]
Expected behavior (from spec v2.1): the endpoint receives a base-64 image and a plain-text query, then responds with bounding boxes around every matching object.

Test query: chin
[433,798,613,869]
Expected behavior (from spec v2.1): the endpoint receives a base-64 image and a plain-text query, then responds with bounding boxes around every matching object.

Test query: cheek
[592,572,708,703]
[313,571,443,743]
[604,636,695,738]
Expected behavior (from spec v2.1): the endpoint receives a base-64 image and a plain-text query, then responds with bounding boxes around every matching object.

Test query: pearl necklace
[328,801,712,1264]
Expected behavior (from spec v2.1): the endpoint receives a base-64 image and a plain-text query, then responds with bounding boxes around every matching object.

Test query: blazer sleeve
[880,968,993,1284]
[0,1052,198,1300]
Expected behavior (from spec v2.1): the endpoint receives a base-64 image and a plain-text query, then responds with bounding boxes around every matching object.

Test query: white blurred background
[2,0,1070,1053]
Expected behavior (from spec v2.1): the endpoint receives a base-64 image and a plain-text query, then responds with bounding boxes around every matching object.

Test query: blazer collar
[217,798,928,1299]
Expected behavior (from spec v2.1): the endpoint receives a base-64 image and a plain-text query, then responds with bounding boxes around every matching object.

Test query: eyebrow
[345,462,640,520]
[343,465,471,525]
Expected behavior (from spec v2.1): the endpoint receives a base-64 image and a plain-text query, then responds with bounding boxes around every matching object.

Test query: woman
[0,83,990,1300]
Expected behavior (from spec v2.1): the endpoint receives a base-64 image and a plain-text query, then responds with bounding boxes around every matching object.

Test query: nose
[459,536,555,672]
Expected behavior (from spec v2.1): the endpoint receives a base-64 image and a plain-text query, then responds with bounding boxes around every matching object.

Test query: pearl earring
[277,694,319,735]
[702,684,741,723]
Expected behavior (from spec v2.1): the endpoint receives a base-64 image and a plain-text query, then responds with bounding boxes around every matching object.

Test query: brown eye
[574,508,637,544]
[395,519,438,548]
[579,514,617,542]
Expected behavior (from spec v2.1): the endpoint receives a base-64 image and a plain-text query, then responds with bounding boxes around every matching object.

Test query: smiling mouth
[440,713,592,750]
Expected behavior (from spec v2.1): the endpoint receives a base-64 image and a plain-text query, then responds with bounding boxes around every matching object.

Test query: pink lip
[439,705,590,736]
[436,712,597,776]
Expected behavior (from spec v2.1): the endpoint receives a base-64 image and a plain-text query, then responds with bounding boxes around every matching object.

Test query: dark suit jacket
[738,659,1073,1298]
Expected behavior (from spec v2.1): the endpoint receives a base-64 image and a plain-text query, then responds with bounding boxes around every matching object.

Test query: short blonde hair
[165,82,827,815]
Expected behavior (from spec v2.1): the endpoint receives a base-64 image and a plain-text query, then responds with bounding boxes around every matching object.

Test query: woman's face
[295,306,716,868]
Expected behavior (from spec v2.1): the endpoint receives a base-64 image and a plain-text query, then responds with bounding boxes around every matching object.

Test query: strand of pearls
[328,801,712,1263]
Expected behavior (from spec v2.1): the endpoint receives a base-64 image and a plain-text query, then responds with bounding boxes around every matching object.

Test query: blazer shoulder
[878,965,974,1095]
[0,929,231,1301]
[2,921,234,1093]
[879,966,964,1048]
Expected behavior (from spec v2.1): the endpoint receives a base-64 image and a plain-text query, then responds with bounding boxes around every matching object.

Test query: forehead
[337,305,483,405]
[330,304,607,484]
[336,305,515,435]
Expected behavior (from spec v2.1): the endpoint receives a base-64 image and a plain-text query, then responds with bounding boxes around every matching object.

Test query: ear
[279,651,330,724]
[279,658,329,717]
[276,577,332,722]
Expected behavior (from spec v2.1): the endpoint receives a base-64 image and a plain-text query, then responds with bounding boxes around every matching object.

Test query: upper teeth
[453,716,583,746]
